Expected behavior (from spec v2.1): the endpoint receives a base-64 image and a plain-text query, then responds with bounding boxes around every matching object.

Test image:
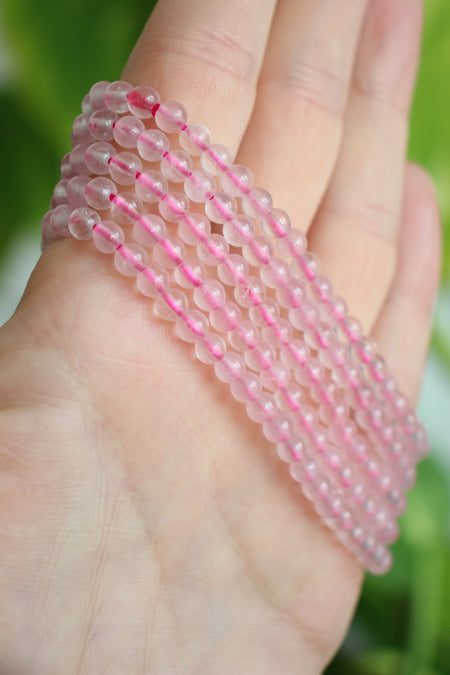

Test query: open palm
[0,0,441,673]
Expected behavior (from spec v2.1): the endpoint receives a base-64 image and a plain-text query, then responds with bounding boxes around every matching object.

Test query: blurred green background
[0,0,448,672]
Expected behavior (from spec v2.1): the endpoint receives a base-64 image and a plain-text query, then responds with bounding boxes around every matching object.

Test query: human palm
[0,0,441,673]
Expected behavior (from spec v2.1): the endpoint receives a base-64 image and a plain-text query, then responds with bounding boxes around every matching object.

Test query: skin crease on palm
[0,0,442,672]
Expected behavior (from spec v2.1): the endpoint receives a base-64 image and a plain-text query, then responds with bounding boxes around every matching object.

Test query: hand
[0,0,441,672]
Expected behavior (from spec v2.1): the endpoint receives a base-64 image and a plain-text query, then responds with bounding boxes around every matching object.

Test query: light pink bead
[223,215,255,247]
[221,165,253,196]
[51,179,68,207]
[231,371,261,403]
[71,112,92,144]
[179,123,211,155]
[160,150,193,183]
[85,141,117,174]
[246,392,277,424]
[276,383,304,412]
[201,143,232,175]
[85,177,117,210]
[136,263,169,298]
[69,143,91,175]
[261,362,291,391]
[244,341,275,372]
[155,100,187,133]
[154,289,188,321]
[263,413,293,443]
[243,235,273,266]
[277,228,307,258]
[137,129,170,162]
[197,234,229,266]
[242,187,272,218]
[49,205,72,237]
[153,236,186,269]
[276,279,306,309]
[214,352,245,383]
[92,220,125,254]
[178,213,211,245]
[159,192,190,222]
[260,257,290,289]
[66,175,90,207]
[81,94,94,115]
[249,298,279,327]
[133,214,166,247]
[127,86,160,118]
[104,80,133,113]
[114,242,148,276]
[60,152,76,178]
[234,276,266,308]
[135,170,168,202]
[113,115,145,148]
[89,81,110,109]
[205,191,237,224]
[184,170,216,202]
[174,257,206,289]
[210,300,241,332]
[68,207,99,240]
[262,208,291,239]
[89,109,118,141]
[193,279,226,311]
[175,310,208,343]
[109,152,143,185]
[292,251,320,281]
[195,333,226,364]
[263,319,292,347]
[277,437,307,463]
[218,254,249,286]
[280,339,311,370]
[228,320,259,351]
[110,192,142,225]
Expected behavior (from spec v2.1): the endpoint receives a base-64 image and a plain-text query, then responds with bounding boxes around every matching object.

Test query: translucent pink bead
[221,165,253,196]
[277,228,307,258]
[276,384,304,413]
[159,192,190,222]
[262,208,291,239]
[228,320,259,351]
[153,236,186,269]
[205,191,237,224]
[66,175,90,207]
[175,310,208,343]
[160,150,193,182]
[262,319,292,347]
[289,300,320,331]
[60,152,76,178]
[276,278,306,309]
[223,215,255,247]
[195,333,226,365]
[109,152,143,185]
[89,81,110,109]
[178,213,211,245]
[231,371,261,403]
[114,242,148,276]
[51,179,68,207]
[197,234,229,266]
[92,220,125,254]
[154,288,188,321]
[234,276,266,308]
[295,358,324,387]
[89,109,118,141]
[71,112,92,144]
[291,251,320,281]
[277,437,307,463]
[174,257,206,289]
[342,316,363,343]
[193,279,226,311]
[136,263,169,298]
[133,214,166,247]
[263,413,293,443]
[280,339,311,370]
[68,207,99,240]
[249,298,280,327]
[135,170,168,202]
[310,273,333,302]
[242,187,272,218]
[85,177,117,210]
[70,143,91,175]
[304,325,333,351]
[81,94,94,115]
[113,115,145,148]
[127,86,160,118]
[155,100,187,133]
[243,235,273,266]
[137,129,169,162]
[49,204,72,237]
[85,141,116,174]
[110,192,142,225]
[218,254,249,286]
[179,123,211,155]
[260,257,290,289]
[210,300,241,332]
[214,352,245,383]
[104,80,133,113]
[184,170,216,202]
[244,341,275,372]
[260,362,291,391]
[201,144,232,174]
[246,392,277,424]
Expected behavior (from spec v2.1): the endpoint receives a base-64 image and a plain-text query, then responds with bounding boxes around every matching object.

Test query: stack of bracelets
[41,80,428,575]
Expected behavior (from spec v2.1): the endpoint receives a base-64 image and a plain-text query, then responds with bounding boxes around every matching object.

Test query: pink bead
[153,236,186,269]
[51,179,68,207]
[205,191,237,224]
[174,257,206,289]
[175,309,208,343]
[179,123,211,155]
[262,319,293,347]
[66,175,90,207]
[184,170,216,202]
[92,220,125,254]
[261,362,291,391]
[71,112,92,144]
[210,300,241,332]
[280,339,311,370]
[159,192,190,222]
[197,234,229,266]
[277,228,307,258]
[136,263,169,298]
[195,332,226,364]
[310,274,333,301]
[214,352,245,383]
[201,143,232,175]
[155,100,187,133]
[85,141,117,174]
[242,187,272,218]
[243,235,273,266]
[262,208,291,239]
[85,177,117,210]
[160,150,193,182]
[260,257,290,289]
[221,165,253,196]
[291,251,320,281]
[342,316,363,343]
[249,298,279,327]
[109,152,143,185]
[81,94,94,115]
[193,279,226,311]
[276,279,306,309]
[178,213,211,245]
[223,215,255,246]
[114,242,148,276]
[277,437,306,463]
[49,204,72,237]
[231,371,262,403]
[276,383,304,412]
[154,289,188,321]
[135,170,168,202]
[289,301,319,331]
[246,392,277,424]
[127,86,160,118]
[89,81,110,109]
[137,129,169,162]
[234,276,266,308]
[89,109,118,141]
[295,358,324,387]
[68,207,99,240]
[218,254,249,286]
[228,320,259,351]
[104,80,133,113]
[244,341,275,372]
[113,115,145,148]
[263,413,293,443]
[133,214,166,247]
[69,143,91,175]
[110,192,142,225]
[60,152,75,178]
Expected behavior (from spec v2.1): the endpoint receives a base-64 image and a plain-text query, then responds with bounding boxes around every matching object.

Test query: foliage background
[0,0,448,672]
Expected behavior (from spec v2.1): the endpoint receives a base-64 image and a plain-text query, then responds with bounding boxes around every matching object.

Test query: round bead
[153,236,186,269]
[133,214,166,247]
[85,177,117,210]
[277,228,307,258]
[89,109,118,141]
[276,384,304,413]
[260,362,291,391]
[69,143,91,175]
[195,333,226,364]
[263,413,293,443]
[155,100,187,133]
[223,215,255,247]
[85,141,116,174]
[277,437,306,463]
[81,94,94,115]
[243,235,273,266]
[291,251,320,281]
[193,279,226,312]
[110,192,142,225]
[160,150,193,183]
[244,341,275,372]
[230,371,261,403]
[201,144,232,175]
[113,115,145,148]
[135,170,168,202]
[197,234,229,266]
[159,192,190,222]
[210,301,241,332]
[60,152,76,178]
[49,204,72,237]
[276,278,306,309]
[249,298,279,328]
[104,80,133,113]
[68,207,99,240]
[280,339,311,370]
[174,257,206,289]
[262,208,291,239]
[228,320,259,351]
[184,170,216,202]
[71,112,92,144]
[175,310,208,343]
[127,86,160,118]
[178,213,211,245]
[205,191,237,224]
[246,392,277,424]
[154,289,188,321]
[260,257,290,289]
[214,352,245,383]
[179,123,211,155]
[136,263,169,297]
[218,254,249,286]
[114,242,148,276]
[66,175,90,207]
[51,179,68,207]
[234,276,266,309]
[89,81,110,109]
[92,220,125,254]
[242,187,272,218]
[137,129,169,162]
[221,165,253,196]
[109,152,143,185]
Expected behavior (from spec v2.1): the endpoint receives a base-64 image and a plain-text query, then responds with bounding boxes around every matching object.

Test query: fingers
[236,0,368,225]
[122,0,277,154]
[307,0,423,330]
[371,164,441,403]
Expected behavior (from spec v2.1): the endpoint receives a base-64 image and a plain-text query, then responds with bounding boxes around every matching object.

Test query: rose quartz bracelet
[41,80,428,574]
